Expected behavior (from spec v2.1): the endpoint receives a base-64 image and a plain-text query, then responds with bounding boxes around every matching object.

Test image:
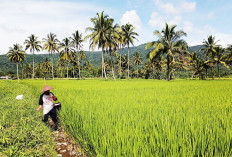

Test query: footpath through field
[0,80,85,157]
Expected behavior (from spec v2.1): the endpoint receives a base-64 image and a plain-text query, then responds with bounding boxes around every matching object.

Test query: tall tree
[133,51,143,78]
[41,58,52,80]
[200,35,219,79]
[146,23,187,81]
[59,38,75,79]
[42,33,59,80]
[188,52,204,79]
[57,58,66,78]
[79,50,86,77]
[85,11,114,79]
[84,59,93,76]
[225,44,232,64]
[7,44,26,83]
[71,30,83,79]
[24,34,42,79]
[205,46,229,79]
[121,23,138,79]
[105,19,119,80]
[116,27,124,77]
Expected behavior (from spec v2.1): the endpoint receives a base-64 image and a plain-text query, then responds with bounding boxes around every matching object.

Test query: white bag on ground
[16,95,23,100]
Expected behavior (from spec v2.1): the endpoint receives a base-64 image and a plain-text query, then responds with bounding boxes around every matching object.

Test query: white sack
[16,95,23,100]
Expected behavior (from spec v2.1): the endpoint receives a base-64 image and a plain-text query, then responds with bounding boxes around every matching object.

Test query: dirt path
[48,119,86,157]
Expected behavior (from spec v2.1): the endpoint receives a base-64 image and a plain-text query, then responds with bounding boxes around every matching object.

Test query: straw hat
[41,85,53,93]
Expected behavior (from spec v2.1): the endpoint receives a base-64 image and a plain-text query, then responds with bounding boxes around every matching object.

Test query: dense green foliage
[0,44,203,75]
[0,80,57,156]
[26,79,232,156]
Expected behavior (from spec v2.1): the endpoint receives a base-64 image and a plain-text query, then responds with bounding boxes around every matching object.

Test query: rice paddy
[23,79,232,156]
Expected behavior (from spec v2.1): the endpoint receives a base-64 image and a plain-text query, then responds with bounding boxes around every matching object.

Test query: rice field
[0,81,57,156]
[21,79,232,156]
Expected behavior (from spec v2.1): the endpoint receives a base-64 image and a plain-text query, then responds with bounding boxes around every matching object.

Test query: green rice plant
[0,80,57,156]
[25,79,232,156]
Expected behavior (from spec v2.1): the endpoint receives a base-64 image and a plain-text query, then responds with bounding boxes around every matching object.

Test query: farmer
[36,85,58,129]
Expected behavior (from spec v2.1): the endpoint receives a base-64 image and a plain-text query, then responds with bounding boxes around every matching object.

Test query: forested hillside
[0,43,202,75]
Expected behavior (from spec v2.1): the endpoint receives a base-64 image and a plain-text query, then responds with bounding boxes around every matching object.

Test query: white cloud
[207,11,214,18]
[159,3,178,14]
[215,33,232,47]
[183,21,193,33]
[169,16,182,25]
[152,0,196,14]
[120,10,142,29]
[181,2,196,12]
[204,25,216,33]
[148,12,166,28]
[148,12,182,29]
[0,0,111,54]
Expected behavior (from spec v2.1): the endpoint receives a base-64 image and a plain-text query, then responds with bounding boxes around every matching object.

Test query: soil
[48,119,86,157]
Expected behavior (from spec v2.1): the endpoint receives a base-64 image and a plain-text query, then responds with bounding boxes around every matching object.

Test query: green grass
[4,79,232,156]
[0,80,57,156]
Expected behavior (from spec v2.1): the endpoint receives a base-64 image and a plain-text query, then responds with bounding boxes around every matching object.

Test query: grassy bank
[0,80,57,156]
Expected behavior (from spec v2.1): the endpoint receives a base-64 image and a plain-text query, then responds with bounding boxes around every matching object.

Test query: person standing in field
[36,85,58,130]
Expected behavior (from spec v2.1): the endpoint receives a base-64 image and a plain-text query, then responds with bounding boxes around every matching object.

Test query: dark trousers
[42,108,58,124]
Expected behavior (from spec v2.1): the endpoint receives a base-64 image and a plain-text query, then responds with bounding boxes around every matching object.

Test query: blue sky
[0,0,231,54]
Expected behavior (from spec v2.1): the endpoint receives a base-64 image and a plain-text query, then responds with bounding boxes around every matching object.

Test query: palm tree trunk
[120,43,122,77]
[32,50,34,80]
[191,71,196,80]
[137,63,139,79]
[217,63,220,79]
[211,67,214,80]
[21,64,23,80]
[73,66,75,78]
[67,64,69,79]
[152,65,155,79]
[61,69,63,78]
[102,49,107,79]
[51,52,54,80]
[167,55,170,81]
[17,62,19,83]
[172,70,176,79]
[101,50,104,79]
[127,44,130,80]
[205,67,208,79]
[78,57,81,79]
[112,67,116,81]
[111,56,116,81]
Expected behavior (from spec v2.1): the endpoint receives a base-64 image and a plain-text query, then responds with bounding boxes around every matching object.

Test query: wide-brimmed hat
[41,85,53,93]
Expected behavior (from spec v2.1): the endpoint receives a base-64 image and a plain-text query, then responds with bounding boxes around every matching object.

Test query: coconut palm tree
[7,44,26,83]
[201,35,219,57]
[70,30,83,79]
[24,34,42,79]
[205,46,229,79]
[200,35,219,79]
[84,59,93,76]
[188,52,204,79]
[121,23,138,79]
[41,58,52,80]
[116,27,124,77]
[225,44,232,64]
[79,50,86,77]
[145,23,187,81]
[57,58,65,78]
[133,51,142,78]
[59,38,75,79]
[42,33,59,80]
[105,19,119,80]
[85,11,114,79]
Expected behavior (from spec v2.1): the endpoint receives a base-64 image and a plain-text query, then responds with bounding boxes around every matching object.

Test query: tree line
[6,11,232,82]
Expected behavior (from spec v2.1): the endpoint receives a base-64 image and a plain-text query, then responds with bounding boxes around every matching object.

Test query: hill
[0,43,203,75]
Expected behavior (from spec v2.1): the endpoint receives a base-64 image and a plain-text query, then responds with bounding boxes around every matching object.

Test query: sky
[0,0,231,54]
